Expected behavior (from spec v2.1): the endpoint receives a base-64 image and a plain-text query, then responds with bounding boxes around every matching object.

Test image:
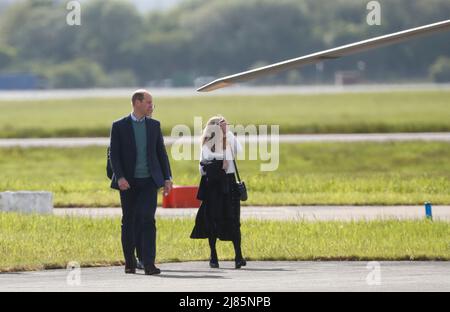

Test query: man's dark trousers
[120,177,158,267]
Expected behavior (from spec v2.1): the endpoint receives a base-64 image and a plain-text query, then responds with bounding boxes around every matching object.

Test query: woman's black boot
[209,237,219,268]
[209,258,220,268]
[235,258,247,269]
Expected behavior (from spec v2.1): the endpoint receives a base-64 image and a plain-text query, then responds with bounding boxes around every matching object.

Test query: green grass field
[1,212,448,272]
[0,91,449,137]
[0,141,449,207]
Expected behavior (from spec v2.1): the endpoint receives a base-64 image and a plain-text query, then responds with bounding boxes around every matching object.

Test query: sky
[0,0,183,12]
[130,0,182,11]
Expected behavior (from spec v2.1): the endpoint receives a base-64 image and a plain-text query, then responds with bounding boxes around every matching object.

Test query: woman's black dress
[190,160,241,241]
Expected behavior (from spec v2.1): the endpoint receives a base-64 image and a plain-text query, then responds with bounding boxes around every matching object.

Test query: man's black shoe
[125,259,137,274]
[144,265,161,275]
[125,267,136,274]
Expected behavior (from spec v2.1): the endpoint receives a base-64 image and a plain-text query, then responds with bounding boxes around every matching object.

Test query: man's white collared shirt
[131,112,146,123]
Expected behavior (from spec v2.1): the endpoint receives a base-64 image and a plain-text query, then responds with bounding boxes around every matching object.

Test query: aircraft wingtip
[196,80,232,92]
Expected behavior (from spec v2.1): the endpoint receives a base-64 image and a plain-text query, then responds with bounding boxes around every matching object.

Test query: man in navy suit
[109,89,172,275]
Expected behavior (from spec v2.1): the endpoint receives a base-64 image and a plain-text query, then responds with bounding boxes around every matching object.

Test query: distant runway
[1,133,450,148]
[1,261,449,292]
[0,83,449,100]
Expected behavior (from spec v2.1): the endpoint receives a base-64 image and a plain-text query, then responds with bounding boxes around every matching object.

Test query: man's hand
[118,177,130,191]
[163,180,173,196]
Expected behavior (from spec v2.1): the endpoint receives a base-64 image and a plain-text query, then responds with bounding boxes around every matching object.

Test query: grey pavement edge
[54,206,450,221]
[1,261,449,292]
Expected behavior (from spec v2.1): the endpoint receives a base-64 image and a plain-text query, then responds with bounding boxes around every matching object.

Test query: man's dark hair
[131,91,145,106]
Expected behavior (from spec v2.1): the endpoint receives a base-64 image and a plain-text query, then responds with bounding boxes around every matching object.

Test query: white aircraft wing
[197,19,450,92]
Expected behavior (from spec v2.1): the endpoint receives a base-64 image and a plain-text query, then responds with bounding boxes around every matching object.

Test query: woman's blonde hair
[201,115,226,148]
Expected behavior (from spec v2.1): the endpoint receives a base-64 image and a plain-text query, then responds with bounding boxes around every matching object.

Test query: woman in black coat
[190,116,246,269]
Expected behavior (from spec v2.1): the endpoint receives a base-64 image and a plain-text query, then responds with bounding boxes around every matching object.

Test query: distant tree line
[0,0,449,88]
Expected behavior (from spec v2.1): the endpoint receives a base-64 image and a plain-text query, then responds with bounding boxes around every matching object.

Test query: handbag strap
[228,139,242,183]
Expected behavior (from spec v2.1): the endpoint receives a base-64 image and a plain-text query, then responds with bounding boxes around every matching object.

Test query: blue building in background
[0,73,48,90]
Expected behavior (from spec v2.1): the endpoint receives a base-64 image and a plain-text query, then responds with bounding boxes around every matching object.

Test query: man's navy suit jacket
[109,115,172,190]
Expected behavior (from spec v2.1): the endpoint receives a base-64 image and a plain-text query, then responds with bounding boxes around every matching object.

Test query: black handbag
[230,144,248,202]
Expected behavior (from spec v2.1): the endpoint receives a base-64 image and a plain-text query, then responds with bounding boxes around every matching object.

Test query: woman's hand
[222,160,229,171]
